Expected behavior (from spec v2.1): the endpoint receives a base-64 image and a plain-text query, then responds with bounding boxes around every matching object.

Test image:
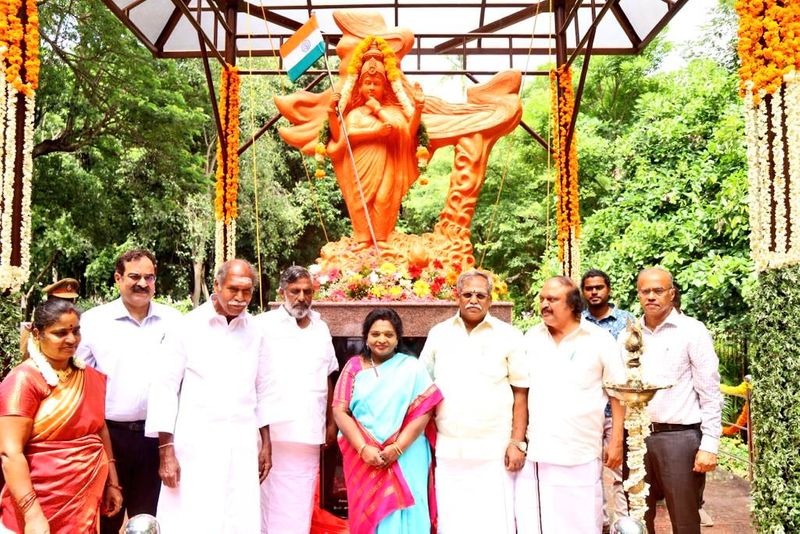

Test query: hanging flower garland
[213,64,241,267]
[0,0,38,292]
[317,35,430,179]
[550,64,580,278]
[736,0,800,271]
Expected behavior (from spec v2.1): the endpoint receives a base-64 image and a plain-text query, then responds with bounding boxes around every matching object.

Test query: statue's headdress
[360,42,385,77]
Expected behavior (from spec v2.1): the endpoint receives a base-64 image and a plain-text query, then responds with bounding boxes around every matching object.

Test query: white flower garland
[20,93,34,284]
[786,72,800,256]
[26,337,85,387]
[745,70,800,271]
[214,219,225,273]
[1,84,17,288]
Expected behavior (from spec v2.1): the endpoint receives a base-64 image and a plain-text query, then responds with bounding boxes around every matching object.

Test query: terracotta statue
[275,11,522,271]
[326,41,424,250]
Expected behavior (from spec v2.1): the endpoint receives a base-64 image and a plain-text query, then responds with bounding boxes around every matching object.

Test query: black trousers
[100,421,161,534]
[641,429,705,534]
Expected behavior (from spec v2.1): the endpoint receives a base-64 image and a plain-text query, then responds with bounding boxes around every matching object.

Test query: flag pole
[319,34,381,258]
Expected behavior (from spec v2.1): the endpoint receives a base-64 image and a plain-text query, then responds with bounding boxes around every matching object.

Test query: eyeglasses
[637,287,671,297]
[127,273,156,284]
[461,292,489,301]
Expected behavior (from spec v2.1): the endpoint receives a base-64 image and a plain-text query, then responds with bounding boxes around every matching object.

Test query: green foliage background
[749,265,800,532]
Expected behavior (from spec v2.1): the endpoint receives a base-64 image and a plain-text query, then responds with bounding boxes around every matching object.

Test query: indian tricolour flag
[280,14,326,82]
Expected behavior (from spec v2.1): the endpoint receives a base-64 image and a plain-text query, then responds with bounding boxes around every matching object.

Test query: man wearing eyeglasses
[420,269,528,533]
[78,248,182,534]
[632,267,721,534]
[256,266,338,534]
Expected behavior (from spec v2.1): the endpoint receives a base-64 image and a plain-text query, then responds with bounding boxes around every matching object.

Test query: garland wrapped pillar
[0,0,38,292]
[214,64,240,271]
[550,64,580,279]
[737,0,800,530]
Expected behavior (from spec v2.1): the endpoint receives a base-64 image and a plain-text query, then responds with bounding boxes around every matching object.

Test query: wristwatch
[510,440,527,453]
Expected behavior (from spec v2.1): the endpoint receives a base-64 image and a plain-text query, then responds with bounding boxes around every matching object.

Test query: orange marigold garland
[214,65,241,267]
[0,0,38,291]
[737,0,800,270]
[550,64,580,278]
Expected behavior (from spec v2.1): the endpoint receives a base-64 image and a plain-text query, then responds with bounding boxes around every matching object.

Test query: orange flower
[736,0,800,103]
[214,65,241,223]
[550,65,580,262]
[1,0,39,97]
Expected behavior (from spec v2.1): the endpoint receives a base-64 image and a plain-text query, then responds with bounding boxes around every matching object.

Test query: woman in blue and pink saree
[333,308,442,534]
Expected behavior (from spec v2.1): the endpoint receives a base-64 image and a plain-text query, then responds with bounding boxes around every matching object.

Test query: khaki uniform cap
[42,278,80,299]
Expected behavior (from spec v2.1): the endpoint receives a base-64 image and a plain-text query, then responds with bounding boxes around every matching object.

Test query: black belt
[106,420,146,432]
[649,422,701,433]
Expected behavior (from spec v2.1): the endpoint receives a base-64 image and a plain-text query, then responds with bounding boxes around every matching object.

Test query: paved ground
[605,468,754,533]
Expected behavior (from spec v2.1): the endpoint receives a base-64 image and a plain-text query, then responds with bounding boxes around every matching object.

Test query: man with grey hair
[629,267,721,534]
[256,265,338,534]
[146,259,272,533]
[420,269,528,533]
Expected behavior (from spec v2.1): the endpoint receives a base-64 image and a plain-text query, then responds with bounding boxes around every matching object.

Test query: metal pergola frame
[102,0,689,157]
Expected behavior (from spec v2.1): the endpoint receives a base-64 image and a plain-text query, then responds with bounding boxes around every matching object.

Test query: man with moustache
[632,268,721,534]
[146,259,271,533]
[257,266,338,534]
[515,276,625,534]
[78,248,182,534]
[420,269,528,533]
[581,269,634,531]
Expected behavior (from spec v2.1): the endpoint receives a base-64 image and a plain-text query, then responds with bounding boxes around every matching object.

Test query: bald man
[631,268,721,534]
[146,259,272,533]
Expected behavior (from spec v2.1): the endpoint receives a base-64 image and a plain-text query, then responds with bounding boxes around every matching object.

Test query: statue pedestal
[307,300,512,337]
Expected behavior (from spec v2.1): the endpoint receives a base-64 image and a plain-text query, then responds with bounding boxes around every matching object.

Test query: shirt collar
[275,303,321,326]
[582,303,622,322]
[450,310,496,332]
[206,296,250,327]
[110,297,156,323]
[639,307,680,332]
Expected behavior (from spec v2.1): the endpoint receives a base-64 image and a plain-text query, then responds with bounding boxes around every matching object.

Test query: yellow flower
[378,261,397,275]
[445,270,458,285]
[369,285,386,298]
[412,280,431,297]
[315,168,326,179]
[389,286,404,298]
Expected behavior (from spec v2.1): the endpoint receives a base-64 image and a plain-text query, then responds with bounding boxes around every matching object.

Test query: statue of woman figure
[326,40,424,251]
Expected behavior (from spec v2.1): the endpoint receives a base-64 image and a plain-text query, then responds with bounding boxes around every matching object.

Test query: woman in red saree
[0,299,122,533]
[333,308,442,534]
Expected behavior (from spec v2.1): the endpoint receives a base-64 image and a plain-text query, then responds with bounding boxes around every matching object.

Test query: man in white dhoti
[257,266,338,534]
[515,276,625,534]
[145,259,271,534]
[420,269,528,534]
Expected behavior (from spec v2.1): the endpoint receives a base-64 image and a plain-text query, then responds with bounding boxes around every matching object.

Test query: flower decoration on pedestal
[550,64,580,279]
[737,0,800,271]
[305,259,509,302]
[214,64,241,270]
[0,0,39,292]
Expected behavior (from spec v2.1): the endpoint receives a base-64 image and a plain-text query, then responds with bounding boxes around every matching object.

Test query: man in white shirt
[516,276,625,534]
[632,268,721,534]
[420,269,528,534]
[257,266,338,534]
[146,259,271,533]
[78,248,182,534]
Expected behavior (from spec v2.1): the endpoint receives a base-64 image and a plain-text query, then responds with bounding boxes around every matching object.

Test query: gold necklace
[54,365,73,382]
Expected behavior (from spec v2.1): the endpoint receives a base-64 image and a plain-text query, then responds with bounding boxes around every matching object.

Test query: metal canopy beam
[433,1,551,54]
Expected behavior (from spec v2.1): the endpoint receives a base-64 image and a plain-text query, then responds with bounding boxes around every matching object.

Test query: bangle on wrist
[158,443,174,450]
[106,483,123,491]
[392,443,403,456]
[358,443,368,457]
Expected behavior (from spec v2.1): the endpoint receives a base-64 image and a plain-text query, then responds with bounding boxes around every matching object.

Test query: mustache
[132,286,150,293]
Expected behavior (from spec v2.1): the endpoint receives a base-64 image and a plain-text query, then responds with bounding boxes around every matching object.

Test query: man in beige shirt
[420,269,528,534]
